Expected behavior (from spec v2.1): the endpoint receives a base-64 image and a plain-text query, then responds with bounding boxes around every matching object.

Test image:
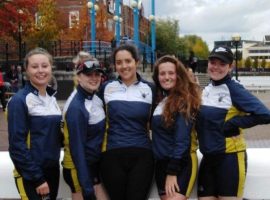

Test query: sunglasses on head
[77,60,100,71]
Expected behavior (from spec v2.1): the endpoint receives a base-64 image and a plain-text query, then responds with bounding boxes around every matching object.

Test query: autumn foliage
[26,0,60,48]
[0,0,115,46]
[0,0,37,41]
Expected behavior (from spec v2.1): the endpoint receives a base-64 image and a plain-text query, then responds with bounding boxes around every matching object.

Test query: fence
[0,40,155,73]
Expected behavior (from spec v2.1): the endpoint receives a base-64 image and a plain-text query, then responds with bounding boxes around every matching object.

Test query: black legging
[15,166,60,200]
[100,148,154,200]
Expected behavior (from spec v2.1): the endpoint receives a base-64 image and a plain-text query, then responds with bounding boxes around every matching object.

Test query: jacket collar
[25,81,56,96]
[77,84,94,100]
[211,74,231,86]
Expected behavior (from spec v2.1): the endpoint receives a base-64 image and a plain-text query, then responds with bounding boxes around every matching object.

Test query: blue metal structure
[115,0,121,46]
[133,0,139,47]
[151,0,156,62]
[89,0,96,51]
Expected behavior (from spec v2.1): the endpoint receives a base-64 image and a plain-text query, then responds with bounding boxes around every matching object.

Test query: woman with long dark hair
[99,44,155,200]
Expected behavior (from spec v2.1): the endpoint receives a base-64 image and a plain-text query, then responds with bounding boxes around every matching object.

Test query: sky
[123,0,270,49]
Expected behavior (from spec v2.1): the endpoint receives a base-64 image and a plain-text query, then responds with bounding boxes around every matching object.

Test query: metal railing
[0,40,156,72]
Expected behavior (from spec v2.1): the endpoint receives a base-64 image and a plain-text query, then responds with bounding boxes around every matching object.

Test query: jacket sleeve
[8,95,45,187]
[97,82,106,105]
[66,106,95,196]
[227,83,270,129]
[166,114,191,175]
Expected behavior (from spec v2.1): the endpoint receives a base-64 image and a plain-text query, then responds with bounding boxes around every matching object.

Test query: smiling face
[208,58,233,81]
[77,71,102,93]
[26,54,52,90]
[115,50,138,86]
[158,62,177,91]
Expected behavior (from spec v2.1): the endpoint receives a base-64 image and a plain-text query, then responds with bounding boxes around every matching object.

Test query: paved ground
[1,91,270,151]
[242,92,270,147]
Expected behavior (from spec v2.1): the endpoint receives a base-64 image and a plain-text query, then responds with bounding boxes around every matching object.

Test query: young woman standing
[196,46,270,200]
[152,55,201,200]
[8,48,62,199]
[99,44,155,200]
[62,52,108,200]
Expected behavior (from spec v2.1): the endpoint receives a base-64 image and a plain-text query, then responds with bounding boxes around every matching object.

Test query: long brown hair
[153,55,201,127]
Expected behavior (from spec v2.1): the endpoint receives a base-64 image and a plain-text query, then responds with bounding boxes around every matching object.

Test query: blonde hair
[72,51,93,67]
[24,48,53,69]
[73,51,97,86]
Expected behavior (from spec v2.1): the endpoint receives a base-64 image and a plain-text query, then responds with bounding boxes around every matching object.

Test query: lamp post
[131,0,140,47]
[149,0,156,63]
[114,0,121,46]
[18,9,23,65]
[87,0,99,52]
[232,33,241,81]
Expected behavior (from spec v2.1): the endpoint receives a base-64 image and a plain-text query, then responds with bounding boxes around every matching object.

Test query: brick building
[55,0,151,43]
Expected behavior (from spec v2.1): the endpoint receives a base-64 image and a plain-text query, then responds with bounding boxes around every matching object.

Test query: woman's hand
[165,175,180,197]
[36,182,50,196]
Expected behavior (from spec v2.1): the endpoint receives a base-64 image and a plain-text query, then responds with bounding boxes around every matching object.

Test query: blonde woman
[62,52,108,200]
[8,48,62,199]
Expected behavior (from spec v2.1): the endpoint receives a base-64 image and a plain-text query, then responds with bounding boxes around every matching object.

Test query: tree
[0,0,13,8]
[238,59,243,68]
[236,50,242,61]
[27,0,59,48]
[261,58,266,69]
[244,57,252,69]
[183,35,209,59]
[175,38,188,60]
[156,19,181,56]
[253,57,258,69]
[0,0,37,41]
[155,19,209,60]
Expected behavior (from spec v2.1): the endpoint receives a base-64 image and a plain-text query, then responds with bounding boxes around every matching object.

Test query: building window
[107,0,114,14]
[69,11,80,28]
[107,18,113,31]
[35,12,42,26]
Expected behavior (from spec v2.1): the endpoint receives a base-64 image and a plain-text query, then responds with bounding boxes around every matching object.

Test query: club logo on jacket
[218,93,227,102]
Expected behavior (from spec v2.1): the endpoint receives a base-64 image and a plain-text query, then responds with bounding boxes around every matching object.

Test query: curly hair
[152,55,201,127]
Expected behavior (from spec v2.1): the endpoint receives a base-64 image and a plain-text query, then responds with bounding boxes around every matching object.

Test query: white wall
[1,149,270,199]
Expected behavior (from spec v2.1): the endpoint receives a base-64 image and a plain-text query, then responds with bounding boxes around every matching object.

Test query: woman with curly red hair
[152,55,201,200]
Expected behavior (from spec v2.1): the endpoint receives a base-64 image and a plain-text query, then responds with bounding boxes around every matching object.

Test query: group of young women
[7,44,270,200]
